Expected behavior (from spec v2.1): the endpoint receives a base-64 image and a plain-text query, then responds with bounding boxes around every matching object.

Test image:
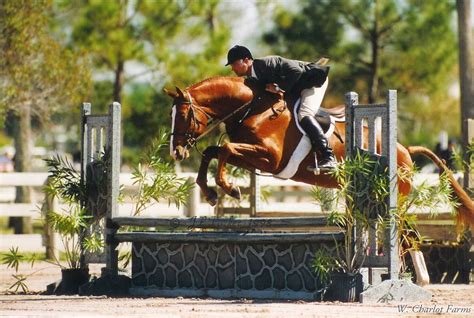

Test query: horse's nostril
[175,149,183,161]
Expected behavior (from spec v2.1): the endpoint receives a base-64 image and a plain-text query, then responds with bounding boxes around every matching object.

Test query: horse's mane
[186,76,262,104]
[187,76,244,91]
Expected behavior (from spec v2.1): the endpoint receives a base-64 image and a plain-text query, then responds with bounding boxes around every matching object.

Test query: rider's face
[230,59,249,76]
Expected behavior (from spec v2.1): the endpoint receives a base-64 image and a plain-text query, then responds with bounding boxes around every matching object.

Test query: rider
[225,45,336,171]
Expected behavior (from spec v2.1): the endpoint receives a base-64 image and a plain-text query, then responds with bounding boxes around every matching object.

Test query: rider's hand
[265,83,285,94]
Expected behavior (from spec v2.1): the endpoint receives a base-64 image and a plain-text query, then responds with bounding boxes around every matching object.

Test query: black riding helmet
[225,45,253,66]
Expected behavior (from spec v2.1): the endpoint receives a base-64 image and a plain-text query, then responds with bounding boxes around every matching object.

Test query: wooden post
[465,119,474,197]
[104,102,121,276]
[457,0,474,188]
[250,170,261,217]
[185,177,199,217]
[42,177,58,260]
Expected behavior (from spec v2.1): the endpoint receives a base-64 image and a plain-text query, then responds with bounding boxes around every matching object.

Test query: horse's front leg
[216,142,276,200]
[196,146,219,206]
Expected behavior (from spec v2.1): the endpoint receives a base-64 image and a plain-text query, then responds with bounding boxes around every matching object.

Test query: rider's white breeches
[297,78,328,122]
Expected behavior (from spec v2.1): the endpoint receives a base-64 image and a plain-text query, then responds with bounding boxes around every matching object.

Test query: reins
[172,90,255,155]
[194,98,254,143]
[173,89,283,178]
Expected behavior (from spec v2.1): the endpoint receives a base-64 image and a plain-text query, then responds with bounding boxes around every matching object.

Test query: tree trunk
[369,35,379,104]
[10,105,33,234]
[368,0,380,104]
[456,0,474,191]
[113,59,124,104]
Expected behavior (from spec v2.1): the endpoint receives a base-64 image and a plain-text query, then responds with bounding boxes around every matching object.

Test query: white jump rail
[0,171,460,218]
[0,171,461,253]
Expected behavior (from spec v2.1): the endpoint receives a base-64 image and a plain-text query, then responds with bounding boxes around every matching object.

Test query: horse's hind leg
[196,146,219,206]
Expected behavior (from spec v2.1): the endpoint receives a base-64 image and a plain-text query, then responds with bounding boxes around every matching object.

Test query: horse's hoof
[229,186,241,200]
[205,189,218,206]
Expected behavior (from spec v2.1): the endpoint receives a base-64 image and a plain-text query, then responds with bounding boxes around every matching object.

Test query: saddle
[292,98,345,137]
[273,99,345,180]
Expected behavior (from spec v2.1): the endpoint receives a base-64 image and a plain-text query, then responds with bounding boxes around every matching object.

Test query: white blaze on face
[170,105,177,159]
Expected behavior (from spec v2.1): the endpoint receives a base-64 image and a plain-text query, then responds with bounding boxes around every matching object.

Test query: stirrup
[307,158,336,175]
[307,164,321,175]
[306,158,324,175]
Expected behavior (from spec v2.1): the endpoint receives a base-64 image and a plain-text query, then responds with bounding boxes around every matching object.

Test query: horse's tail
[407,146,474,229]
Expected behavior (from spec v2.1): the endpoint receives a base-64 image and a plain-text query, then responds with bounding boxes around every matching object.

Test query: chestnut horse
[165,76,474,227]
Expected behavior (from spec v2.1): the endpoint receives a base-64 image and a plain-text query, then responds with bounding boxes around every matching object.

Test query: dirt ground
[0,262,472,318]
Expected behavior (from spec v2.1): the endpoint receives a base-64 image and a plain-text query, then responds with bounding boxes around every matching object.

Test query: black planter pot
[324,272,363,302]
[59,268,90,295]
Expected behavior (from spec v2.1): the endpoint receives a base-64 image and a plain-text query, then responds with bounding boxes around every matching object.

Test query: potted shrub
[312,249,364,302]
[43,156,103,295]
[2,132,193,295]
[311,150,389,302]
[44,131,193,295]
[312,148,462,301]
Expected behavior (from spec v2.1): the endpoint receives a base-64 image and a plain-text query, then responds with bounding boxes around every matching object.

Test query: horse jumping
[165,76,473,227]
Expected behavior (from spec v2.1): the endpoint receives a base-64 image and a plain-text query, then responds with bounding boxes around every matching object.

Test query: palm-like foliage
[312,151,388,276]
[1,247,38,293]
[43,156,85,205]
[130,129,194,216]
[312,151,460,280]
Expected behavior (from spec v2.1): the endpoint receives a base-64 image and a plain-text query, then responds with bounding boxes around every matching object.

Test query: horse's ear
[175,86,185,98]
[163,88,178,98]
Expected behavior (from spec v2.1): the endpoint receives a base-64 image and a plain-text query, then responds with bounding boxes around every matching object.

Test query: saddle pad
[274,98,336,179]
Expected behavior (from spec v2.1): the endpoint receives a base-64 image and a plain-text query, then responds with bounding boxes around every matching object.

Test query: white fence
[0,172,459,252]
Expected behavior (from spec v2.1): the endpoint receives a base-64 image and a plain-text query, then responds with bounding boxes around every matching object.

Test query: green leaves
[131,130,194,215]
[82,233,104,254]
[263,0,344,60]
[0,0,91,119]
[401,170,459,216]
[311,152,390,273]
[264,0,458,146]
[9,275,29,293]
[1,247,24,272]
[44,155,85,205]
[45,207,91,269]
[43,153,106,269]
[46,207,90,237]
[1,247,38,293]
[312,249,341,285]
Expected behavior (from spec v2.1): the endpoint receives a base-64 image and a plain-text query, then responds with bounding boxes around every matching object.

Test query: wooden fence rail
[0,171,461,253]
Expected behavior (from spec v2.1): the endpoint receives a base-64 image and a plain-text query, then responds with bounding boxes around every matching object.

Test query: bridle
[171,91,212,149]
[171,90,254,151]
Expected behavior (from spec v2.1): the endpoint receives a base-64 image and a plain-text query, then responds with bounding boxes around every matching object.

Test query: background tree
[0,0,91,233]
[262,0,344,63]
[387,0,458,146]
[68,0,230,167]
[263,0,458,147]
[456,0,474,192]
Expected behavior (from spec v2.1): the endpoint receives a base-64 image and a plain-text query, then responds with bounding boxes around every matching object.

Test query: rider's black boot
[300,116,337,171]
